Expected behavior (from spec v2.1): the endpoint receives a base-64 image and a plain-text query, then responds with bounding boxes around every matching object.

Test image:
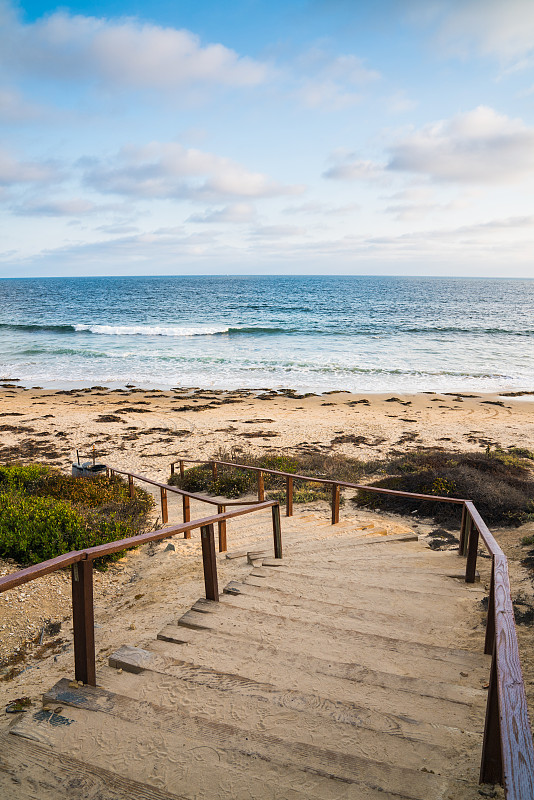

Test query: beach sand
[1,384,533,479]
[1,384,534,736]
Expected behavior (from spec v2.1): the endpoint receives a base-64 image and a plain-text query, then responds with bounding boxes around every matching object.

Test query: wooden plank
[0,733,183,800]
[47,687,482,800]
[172,605,488,682]
[106,648,480,755]
[492,554,534,798]
[248,563,479,599]
[44,678,459,776]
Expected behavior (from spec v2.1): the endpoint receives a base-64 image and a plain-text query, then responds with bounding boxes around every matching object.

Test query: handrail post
[200,523,219,601]
[211,461,218,483]
[160,487,168,524]
[71,559,96,686]
[459,503,467,555]
[179,460,185,479]
[183,495,191,533]
[480,643,503,784]
[257,471,265,502]
[128,474,134,498]
[286,475,293,517]
[106,467,110,478]
[461,512,471,557]
[465,521,479,583]
[170,462,175,476]
[217,504,227,552]
[331,483,340,525]
[272,503,282,559]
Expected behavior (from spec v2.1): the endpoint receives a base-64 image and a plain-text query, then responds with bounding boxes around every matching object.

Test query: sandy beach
[1,383,534,738]
[1,383,533,480]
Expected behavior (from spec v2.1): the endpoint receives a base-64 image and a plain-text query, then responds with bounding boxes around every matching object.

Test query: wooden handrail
[0,499,280,687]
[170,456,534,797]
[169,457,467,504]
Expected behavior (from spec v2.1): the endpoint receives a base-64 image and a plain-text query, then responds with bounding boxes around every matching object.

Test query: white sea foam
[73,324,230,337]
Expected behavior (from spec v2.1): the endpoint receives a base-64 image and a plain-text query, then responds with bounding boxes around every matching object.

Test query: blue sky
[1,0,534,276]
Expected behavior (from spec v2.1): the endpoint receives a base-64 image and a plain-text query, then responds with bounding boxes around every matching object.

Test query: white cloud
[12,197,97,216]
[251,225,306,239]
[297,80,362,110]
[0,6,267,90]
[0,148,59,186]
[294,48,379,110]
[0,87,44,122]
[187,203,256,224]
[383,186,471,221]
[323,150,386,181]
[388,106,534,183]
[84,141,303,201]
[386,90,418,114]
[430,0,534,63]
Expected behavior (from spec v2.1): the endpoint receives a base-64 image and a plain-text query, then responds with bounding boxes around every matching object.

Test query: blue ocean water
[0,276,532,393]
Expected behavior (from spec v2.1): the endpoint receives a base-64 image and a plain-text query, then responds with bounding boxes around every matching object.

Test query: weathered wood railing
[0,500,281,688]
[170,456,534,798]
[107,465,262,553]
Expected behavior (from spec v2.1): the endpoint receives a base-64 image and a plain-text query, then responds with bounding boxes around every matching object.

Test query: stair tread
[33,678,479,799]
[176,604,488,673]
[196,592,479,649]
[0,732,184,800]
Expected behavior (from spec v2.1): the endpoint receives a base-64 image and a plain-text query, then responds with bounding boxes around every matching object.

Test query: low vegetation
[168,449,368,503]
[353,449,534,527]
[0,464,154,567]
[169,446,534,526]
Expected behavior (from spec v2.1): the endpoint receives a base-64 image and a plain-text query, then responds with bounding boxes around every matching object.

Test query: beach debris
[6,696,31,713]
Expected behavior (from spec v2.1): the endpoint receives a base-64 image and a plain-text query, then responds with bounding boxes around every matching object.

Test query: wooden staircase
[1,513,491,799]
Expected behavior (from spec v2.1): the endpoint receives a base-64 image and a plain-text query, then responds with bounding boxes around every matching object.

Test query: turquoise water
[0,276,532,393]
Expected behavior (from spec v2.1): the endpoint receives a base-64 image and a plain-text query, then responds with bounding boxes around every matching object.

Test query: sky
[1,0,534,277]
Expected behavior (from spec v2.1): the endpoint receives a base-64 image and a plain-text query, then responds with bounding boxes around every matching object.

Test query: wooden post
[211,461,218,483]
[71,560,96,687]
[128,474,134,498]
[257,471,265,502]
[183,495,191,533]
[217,504,227,552]
[480,644,503,785]
[170,462,175,476]
[331,483,340,525]
[200,524,219,601]
[160,487,168,524]
[272,504,282,559]
[106,467,110,478]
[466,522,479,583]
[459,504,467,556]
[461,513,471,557]
[485,558,496,656]
[179,460,185,479]
[286,476,293,517]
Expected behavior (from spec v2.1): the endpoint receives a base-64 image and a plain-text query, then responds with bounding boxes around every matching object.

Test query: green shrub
[0,464,154,568]
[168,464,255,497]
[353,449,534,527]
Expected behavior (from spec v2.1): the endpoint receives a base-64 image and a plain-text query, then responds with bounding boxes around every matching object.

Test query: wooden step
[7,701,329,800]
[47,676,480,799]
[0,732,183,800]
[249,562,480,599]
[175,600,488,680]
[193,593,477,650]
[113,640,485,735]
[44,675,467,776]
[241,571,480,623]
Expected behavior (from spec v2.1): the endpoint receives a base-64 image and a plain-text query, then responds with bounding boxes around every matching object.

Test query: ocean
[0,276,532,394]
